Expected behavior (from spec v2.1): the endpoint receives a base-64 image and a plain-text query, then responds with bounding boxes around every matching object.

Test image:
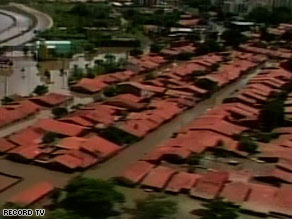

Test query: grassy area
[31,3,137,53]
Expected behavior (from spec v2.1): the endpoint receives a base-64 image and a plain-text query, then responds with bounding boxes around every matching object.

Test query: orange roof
[220,182,250,203]
[120,161,155,184]
[141,166,177,189]
[29,92,72,107]
[0,138,17,152]
[9,145,43,160]
[166,172,201,193]
[57,137,86,150]
[81,136,121,159]
[35,119,87,136]
[9,182,54,206]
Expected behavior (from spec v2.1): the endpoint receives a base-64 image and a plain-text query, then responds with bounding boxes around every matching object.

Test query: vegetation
[242,130,279,143]
[196,40,222,56]
[198,198,239,219]
[259,97,285,131]
[248,6,292,25]
[186,153,202,165]
[150,43,164,53]
[183,0,212,12]
[131,195,178,219]
[123,9,181,30]
[222,29,247,48]
[1,96,14,105]
[60,177,125,219]
[52,107,69,118]
[42,132,58,144]
[33,85,49,96]
[196,78,218,91]
[99,126,140,145]
[238,135,258,154]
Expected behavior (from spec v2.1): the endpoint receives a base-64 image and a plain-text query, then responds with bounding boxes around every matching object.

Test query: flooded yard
[0,47,131,101]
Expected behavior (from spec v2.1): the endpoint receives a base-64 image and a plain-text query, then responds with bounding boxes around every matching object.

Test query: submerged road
[0,63,265,204]
[0,13,14,33]
[0,3,52,46]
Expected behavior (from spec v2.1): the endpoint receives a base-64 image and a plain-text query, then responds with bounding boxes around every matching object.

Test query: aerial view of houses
[1,0,292,218]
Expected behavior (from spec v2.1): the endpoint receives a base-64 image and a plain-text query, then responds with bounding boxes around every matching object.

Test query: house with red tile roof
[29,92,73,107]
[219,182,250,203]
[141,166,177,190]
[118,161,155,185]
[35,119,88,137]
[165,172,201,193]
[9,182,54,206]
[0,101,40,128]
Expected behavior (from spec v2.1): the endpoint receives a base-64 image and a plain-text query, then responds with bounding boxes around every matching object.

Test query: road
[0,64,265,205]
[0,12,14,33]
[0,3,53,46]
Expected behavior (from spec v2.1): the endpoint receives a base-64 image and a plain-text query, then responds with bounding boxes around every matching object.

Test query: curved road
[0,3,53,46]
[0,13,14,33]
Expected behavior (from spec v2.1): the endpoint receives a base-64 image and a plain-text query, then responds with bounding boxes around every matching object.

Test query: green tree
[44,209,83,219]
[132,195,178,219]
[248,7,271,24]
[52,107,69,118]
[238,135,258,154]
[33,85,49,96]
[222,29,247,48]
[61,177,125,219]
[42,132,58,144]
[196,40,222,56]
[259,98,285,131]
[282,30,292,41]
[260,27,275,42]
[150,43,163,53]
[199,198,239,219]
[1,96,14,105]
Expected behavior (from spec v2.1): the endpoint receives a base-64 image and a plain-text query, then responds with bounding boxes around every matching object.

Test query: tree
[132,195,178,219]
[248,7,271,24]
[222,29,247,48]
[198,198,239,219]
[150,43,163,53]
[33,85,48,96]
[1,96,13,105]
[196,40,222,56]
[282,30,292,41]
[238,135,258,154]
[52,107,69,118]
[44,209,82,219]
[61,177,125,219]
[130,48,143,57]
[259,98,285,131]
[42,132,58,144]
[186,153,202,165]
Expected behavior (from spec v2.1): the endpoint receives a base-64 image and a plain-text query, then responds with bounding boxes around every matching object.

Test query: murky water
[0,57,41,99]
[0,48,131,100]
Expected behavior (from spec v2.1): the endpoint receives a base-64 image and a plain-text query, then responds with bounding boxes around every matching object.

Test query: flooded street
[0,47,131,101]
[0,57,41,99]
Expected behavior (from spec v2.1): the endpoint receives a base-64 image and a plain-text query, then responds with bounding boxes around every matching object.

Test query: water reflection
[0,57,41,99]
[0,48,130,100]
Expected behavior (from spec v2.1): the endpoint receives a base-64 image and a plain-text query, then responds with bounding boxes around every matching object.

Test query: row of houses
[0,93,72,129]
[0,50,264,173]
[119,161,292,216]
[118,60,292,217]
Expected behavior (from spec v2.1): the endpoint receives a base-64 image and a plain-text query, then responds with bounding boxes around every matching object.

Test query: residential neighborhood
[0,0,292,218]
